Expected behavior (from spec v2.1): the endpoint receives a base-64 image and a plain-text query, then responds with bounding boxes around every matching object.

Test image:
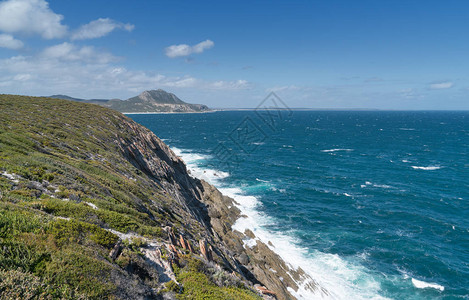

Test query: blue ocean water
[129,111,469,299]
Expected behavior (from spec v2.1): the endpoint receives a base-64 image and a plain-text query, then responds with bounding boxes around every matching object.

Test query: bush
[173,256,260,300]
[42,249,116,298]
[49,218,118,248]
[164,280,180,293]
[0,268,82,300]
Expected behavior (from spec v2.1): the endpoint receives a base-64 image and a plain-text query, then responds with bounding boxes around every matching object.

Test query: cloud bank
[0,42,249,98]
[0,33,24,49]
[0,0,67,39]
[429,81,453,90]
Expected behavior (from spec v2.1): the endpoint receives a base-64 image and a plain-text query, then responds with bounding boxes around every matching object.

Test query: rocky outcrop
[109,113,325,299]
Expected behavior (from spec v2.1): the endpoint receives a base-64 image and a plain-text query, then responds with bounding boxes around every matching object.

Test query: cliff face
[0,95,321,299]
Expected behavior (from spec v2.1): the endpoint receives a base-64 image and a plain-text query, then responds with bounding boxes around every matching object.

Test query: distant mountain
[49,89,211,113]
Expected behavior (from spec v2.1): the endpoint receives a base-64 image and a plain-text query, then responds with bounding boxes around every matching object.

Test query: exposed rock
[199,239,213,262]
[255,285,277,297]
[179,234,187,250]
[109,240,122,260]
[238,253,250,265]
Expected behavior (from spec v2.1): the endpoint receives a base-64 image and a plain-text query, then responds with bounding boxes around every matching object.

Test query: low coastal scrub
[0,95,263,299]
[0,95,184,298]
[170,256,260,300]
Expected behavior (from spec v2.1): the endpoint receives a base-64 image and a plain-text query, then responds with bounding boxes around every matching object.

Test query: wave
[411,278,445,291]
[411,166,442,170]
[172,146,389,300]
[172,147,229,183]
[321,149,354,153]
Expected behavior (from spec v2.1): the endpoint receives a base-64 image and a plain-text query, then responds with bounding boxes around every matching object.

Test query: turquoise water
[129,111,468,299]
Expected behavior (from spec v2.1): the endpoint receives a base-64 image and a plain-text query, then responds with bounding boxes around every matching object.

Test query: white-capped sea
[129,111,468,299]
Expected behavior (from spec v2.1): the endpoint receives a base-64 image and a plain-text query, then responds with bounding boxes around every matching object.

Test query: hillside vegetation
[0,95,259,299]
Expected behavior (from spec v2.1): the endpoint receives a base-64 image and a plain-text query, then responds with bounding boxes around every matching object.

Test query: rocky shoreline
[115,113,327,299]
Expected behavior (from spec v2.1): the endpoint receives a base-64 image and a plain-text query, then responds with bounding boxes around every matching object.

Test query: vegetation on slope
[0,94,258,299]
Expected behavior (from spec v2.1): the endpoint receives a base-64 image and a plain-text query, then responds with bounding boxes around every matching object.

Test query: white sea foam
[373,184,392,189]
[411,278,444,291]
[361,181,392,189]
[172,147,229,183]
[411,166,442,170]
[321,149,354,153]
[172,146,389,300]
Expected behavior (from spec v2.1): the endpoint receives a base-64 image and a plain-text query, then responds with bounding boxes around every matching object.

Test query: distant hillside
[49,89,211,113]
[49,94,110,104]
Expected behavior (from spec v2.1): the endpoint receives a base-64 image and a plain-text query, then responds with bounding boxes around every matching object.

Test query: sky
[0,0,468,109]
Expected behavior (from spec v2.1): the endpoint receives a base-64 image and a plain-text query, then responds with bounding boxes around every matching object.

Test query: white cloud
[266,85,301,93]
[192,40,214,54]
[209,79,250,90]
[165,39,214,58]
[429,81,454,90]
[71,18,134,40]
[0,0,67,39]
[13,73,31,81]
[0,33,23,49]
[399,88,424,99]
[40,42,118,64]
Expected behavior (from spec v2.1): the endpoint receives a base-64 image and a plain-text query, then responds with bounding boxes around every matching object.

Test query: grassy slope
[0,95,259,299]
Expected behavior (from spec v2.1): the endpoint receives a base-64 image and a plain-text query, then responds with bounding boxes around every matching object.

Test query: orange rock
[179,234,187,250]
[199,239,213,261]
[187,240,193,253]
[256,286,277,296]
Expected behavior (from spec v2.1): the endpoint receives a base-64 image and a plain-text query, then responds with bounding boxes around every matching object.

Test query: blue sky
[0,0,468,109]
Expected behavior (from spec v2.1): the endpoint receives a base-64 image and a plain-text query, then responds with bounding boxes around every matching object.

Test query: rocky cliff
[0,94,322,299]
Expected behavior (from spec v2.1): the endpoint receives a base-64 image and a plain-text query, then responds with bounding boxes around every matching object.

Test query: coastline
[171,147,329,299]
[169,146,397,300]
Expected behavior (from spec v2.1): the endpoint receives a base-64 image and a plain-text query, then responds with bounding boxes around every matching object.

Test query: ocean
[129,111,468,299]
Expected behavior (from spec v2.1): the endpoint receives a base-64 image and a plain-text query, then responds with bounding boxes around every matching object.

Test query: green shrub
[42,249,116,298]
[164,280,180,293]
[49,218,118,248]
[173,256,260,300]
[0,268,82,300]
[0,206,47,238]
